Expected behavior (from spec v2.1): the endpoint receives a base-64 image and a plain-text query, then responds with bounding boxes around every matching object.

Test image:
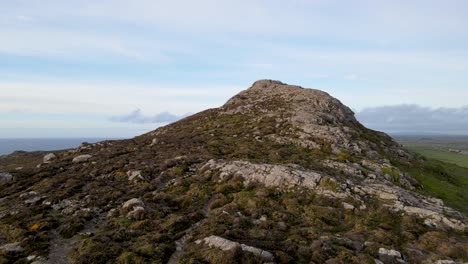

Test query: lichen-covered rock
[127,170,144,182]
[72,154,92,163]
[126,206,146,220]
[0,172,14,183]
[203,159,322,189]
[323,160,364,177]
[342,202,355,210]
[122,198,145,212]
[363,183,467,231]
[0,242,24,253]
[20,191,42,205]
[435,260,457,264]
[378,248,405,263]
[222,80,405,159]
[43,153,57,163]
[196,235,239,251]
[202,158,467,232]
[149,138,158,146]
[196,235,274,261]
[52,199,83,215]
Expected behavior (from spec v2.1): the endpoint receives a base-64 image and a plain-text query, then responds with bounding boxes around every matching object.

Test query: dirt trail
[45,231,77,264]
[167,195,216,264]
[45,214,103,264]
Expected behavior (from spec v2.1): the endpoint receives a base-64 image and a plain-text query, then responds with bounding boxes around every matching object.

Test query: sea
[0,138,120,156]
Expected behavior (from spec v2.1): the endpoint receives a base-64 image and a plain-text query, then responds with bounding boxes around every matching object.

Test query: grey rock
[126,206,146,220]
[20,191,42,205]
[0,242,24,252]
[0,172,14,183]
[72,154,92,163]
[323,160,363,177]
[107,208,118,218]
[196,235,239,251]
[127,170,144,182]
[43,153,57,163]
[149,138,158,146]
[203,159,322,189]
[204,158,467,232]
[363,183,466,231]
[122,198,145,211]
[342,202,355,210]
[196,235,274,261]
[24,196,41,204]
[277,221,287,230]
[52,199,82,215]
[378,248,405,264]
[20,191,38,198]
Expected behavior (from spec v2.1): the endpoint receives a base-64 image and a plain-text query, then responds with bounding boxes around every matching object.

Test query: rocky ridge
[0,80,467,263]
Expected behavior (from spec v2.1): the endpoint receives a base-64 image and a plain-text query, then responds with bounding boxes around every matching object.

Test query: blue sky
[1,0,467,137]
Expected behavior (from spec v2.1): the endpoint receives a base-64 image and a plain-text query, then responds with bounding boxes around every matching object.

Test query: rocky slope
[0,80,467,264]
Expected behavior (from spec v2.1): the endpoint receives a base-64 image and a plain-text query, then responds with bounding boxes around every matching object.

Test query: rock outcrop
[195,236,274,262]
[43,153,57,164]
[0,242,24,253]
[0,172,14,183]
[201,159,322,189]
[72,154,92,163]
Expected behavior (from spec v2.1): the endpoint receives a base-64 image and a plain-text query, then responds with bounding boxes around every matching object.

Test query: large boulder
[196,235,274,261]
[127,170,144,182]
[126,206,146,220]
[378,248,405,263]
[43,153,57,163]
[0,172,14,183]
[0,242,24,253]
[203,159,322,189]
[121,198,146,220]
[122,198,145,211]
[72,154,92,163]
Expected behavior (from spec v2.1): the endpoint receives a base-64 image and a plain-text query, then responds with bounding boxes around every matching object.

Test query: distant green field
[394,135,468,168]
[403,158,468,215]
[393,136,468,214]
[407,146,468,168]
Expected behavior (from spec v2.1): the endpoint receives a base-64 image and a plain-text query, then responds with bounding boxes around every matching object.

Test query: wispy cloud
[356,105,468,135]
[0,1,467,138]
[110,109,188,124]
[0,81,243,114]
[16,15,33,22]
[343,74,358,80]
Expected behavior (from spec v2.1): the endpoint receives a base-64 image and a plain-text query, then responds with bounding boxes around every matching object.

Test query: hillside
[1,80,467,264]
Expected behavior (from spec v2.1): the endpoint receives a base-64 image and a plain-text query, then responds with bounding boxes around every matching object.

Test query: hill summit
[0,80,467,264]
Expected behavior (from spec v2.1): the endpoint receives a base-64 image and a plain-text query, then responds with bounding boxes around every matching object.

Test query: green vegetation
[397,157,468,215]
[381,167,400,183]
[407,146,468,168]
[393,135,468,214]
[395,135,468,168]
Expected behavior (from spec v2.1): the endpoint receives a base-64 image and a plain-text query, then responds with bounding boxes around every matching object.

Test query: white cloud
[0,28,169,61]
[1,1,467,60]
[16,15,33,22]
[110,109,188,124]
[5,0,466,37]
[356,104,468,134]
[0,81,244,115]
[344,74,358,80]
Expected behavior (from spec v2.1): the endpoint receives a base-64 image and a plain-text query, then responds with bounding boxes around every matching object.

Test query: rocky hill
[0,80,467,264]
